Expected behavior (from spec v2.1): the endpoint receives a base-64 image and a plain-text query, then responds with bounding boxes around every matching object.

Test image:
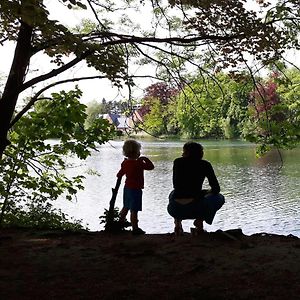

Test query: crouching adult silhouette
[167,142,225,235]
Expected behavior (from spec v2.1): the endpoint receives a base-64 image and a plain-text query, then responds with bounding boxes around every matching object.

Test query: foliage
[99,98,129,115]
[244,68,300,154]
[1,0,300,157]
[249,79,280,116]
[139,68,300,149]
[141,82,180,135]
[144,82,180,105]
[175,72,252,138]
[171,0,300,68]
[138,67,300,152]
[99,207,120,225]
[85,100,104,128]
[142,98,166,136]
[220,74,253,139]
[85,98,130,128]
[4,203,85,231]
[0,87,115,229]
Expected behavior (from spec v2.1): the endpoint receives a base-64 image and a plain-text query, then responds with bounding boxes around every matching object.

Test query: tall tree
[1,0,300,158]
[0,87,115,228]
[141,82,180,135]
[245,68,300,154]
[175,72,252,138]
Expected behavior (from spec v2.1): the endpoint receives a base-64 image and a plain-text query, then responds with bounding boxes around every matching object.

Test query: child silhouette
[117,140,154,235]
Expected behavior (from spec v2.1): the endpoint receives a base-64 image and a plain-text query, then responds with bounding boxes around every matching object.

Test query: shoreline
[1,227,299,299]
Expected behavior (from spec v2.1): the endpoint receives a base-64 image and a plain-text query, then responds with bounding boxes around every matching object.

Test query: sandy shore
[0,228,299,299]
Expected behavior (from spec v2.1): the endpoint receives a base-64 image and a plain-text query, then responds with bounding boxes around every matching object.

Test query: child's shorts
[123,187,143,212]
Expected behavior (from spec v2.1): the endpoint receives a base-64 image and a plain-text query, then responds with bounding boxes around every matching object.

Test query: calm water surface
[56,139,300,237]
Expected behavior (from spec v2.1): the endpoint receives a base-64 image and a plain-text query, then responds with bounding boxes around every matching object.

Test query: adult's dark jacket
[172,157,220,199]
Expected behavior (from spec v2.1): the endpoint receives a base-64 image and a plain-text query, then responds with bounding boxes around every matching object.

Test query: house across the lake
[99,109,144,133]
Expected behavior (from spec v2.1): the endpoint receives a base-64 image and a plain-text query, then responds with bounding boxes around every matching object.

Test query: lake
[56,139,300,237]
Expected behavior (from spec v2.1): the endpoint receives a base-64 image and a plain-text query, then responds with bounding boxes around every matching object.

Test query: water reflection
[56,140,300,237]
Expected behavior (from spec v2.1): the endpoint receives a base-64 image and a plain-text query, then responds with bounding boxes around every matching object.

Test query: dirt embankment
[0,228,299,300]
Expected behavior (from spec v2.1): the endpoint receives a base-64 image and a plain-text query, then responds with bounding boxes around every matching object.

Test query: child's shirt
[117,157,154,189]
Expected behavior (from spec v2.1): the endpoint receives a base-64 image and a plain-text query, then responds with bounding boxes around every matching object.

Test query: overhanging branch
[20,50,93,93]
[84,31,241,46]
[10,74,159,128]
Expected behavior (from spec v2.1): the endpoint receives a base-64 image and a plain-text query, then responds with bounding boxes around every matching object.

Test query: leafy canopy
[0,87,115,229]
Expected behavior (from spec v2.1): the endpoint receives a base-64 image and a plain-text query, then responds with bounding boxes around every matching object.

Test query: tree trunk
[0,21,33,159]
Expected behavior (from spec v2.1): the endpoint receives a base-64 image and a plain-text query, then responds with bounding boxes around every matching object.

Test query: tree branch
[10,74,159,128]
[20,50,93,93]
[85,31,241,46]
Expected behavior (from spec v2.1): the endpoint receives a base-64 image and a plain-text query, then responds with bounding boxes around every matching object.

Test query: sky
[0,0,299,105]
[0,0,155,105]
[44,1,155,103]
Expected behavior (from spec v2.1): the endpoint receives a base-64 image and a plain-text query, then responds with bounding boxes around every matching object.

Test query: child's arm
[116,159,126,178]
[138,156,154,170]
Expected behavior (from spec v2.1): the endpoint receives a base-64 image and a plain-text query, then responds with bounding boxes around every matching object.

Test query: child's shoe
[132,227,146,235]
[119,220,131,228]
